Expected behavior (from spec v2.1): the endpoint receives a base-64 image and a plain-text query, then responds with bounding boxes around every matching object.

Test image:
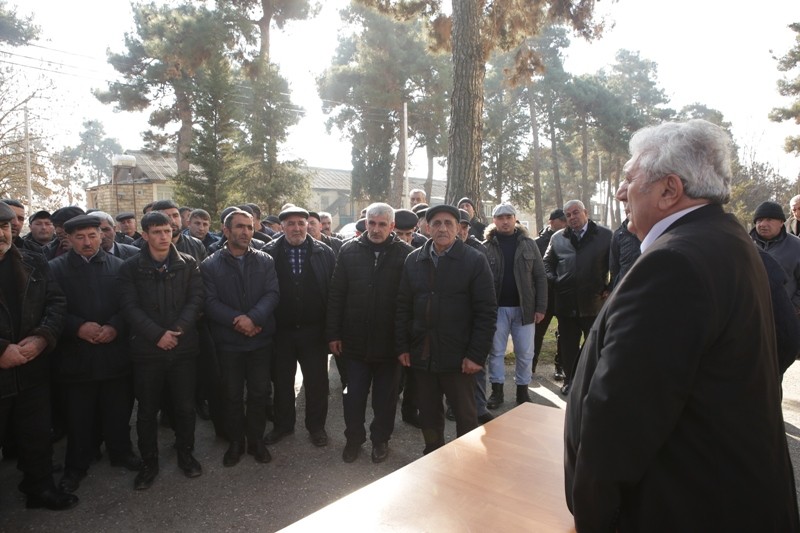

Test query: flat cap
[425,204,460,223]
[279,206,309,221]
[115,211,135,222]
[394,209,418,230]
[63,214,101,234]
[307,211,321,221]
[264,215,281,225]
[411,203,429,214]
[0,202,14,223]
[51,206,85,226]
[355,218,366,233]
[492,203,516,217]
[549,208,566,221]
[28,210,51,224]
[459,209,471,224]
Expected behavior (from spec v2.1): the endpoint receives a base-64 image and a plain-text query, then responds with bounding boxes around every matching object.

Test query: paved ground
[1,358,798,532]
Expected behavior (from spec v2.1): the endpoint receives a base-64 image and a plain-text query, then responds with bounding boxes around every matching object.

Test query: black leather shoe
[560,382,570,396]
[371,442,389,464]
[247,440,272,464]
[264,427,294,445]
[133,459,159,490]
[342,442,361,463]
[110,453,142,472]
[223,441,244,467]
[554,366,566,381]
[477,412,495,425]
[487,383,504,410]
[309,429,328,447]
[26,488,79,510]
[177,449,202,478]
[195,400,211,421]
[401,412,421,429]
[58,469,86,494]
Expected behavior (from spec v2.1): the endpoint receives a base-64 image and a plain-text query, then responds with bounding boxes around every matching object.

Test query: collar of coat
[136,243,187,270]
[484,223,529,243]
[416,236,466,263]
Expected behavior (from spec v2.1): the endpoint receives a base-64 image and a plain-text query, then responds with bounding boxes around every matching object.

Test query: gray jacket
[750,226,800,310]
[483,224,548,324]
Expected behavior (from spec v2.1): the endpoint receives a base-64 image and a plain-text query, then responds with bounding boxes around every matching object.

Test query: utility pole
[24,106,33,209]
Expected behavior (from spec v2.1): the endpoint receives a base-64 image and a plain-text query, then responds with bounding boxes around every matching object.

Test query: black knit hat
[753,201,786,224]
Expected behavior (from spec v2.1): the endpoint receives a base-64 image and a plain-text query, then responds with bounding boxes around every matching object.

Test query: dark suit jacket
[564,204,799,532]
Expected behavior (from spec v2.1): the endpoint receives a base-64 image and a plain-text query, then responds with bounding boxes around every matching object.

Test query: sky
[7,0,800,184]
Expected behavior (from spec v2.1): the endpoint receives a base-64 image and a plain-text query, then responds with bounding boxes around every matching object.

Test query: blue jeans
[488,306,535,386]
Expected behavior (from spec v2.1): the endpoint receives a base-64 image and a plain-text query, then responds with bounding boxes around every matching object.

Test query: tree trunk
[580,117,590,209]
[390,105,406,206]
[546,97,563,208]
[425,143,434,201]
[527,87,543,233]
[446,0,485,213]
[175,87,193,174]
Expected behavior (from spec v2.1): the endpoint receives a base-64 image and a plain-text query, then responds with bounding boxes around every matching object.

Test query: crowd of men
[0,118,798,529]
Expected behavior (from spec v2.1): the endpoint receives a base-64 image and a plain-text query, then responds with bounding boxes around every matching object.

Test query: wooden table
[280,403,576,532]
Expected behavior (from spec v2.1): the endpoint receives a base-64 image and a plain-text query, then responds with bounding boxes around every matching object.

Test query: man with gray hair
[89,211,140,260]
[542,199,611,395]
[564,120,799,531]
[785,194,800,236]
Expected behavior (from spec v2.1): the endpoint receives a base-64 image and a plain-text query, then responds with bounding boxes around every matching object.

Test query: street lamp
[111,154,136,216]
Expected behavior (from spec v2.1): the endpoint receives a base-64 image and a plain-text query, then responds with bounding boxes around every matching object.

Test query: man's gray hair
[409,188,426,198]
[89,210,115,227]
[319,211,332,221]
[366,202,394,222]
[564,200,586,211]
[627,119,732,204]
[790,195,800,209]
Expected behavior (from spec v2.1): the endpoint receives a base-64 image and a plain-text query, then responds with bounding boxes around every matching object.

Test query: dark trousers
[557,315,596,382]
[64,376,133,473]
[533,305,556,372]
[399,366,418,416]
[273,327,329,433]
[0,382,55,494]
[134,356,196,459]
[218,345,271,445]
[342,358,400,445]
[413,369,477,454]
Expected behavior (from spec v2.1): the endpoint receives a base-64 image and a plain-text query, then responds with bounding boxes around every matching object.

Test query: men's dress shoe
[342,442,361,463]
[554,366,566,381]
[195,400,211,421]
[247,440,272,464]
[110,453,142,471]
[445,406,456,421]
[223,441,244,467]
[264,427,294,445]
[177,450,202,478]
[309,429,328,447]
[58,469,86,494]
[133,459,159,490]
[560,382,570,396]
[26,488,79,511]
[477,412,495,425]
[401,412,421,429]
[371,442,389,464]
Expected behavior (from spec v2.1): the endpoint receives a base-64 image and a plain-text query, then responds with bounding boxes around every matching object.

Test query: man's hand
[0,345,28,368]
[534,312,545,324]
[94,325,118,344]
[18,336,47,361]
[462,358,482,374]
[398,353,411,367]
[329,340,342,357]
[233,315,260,337]
[157,330,182,350]
[78,322,103,344]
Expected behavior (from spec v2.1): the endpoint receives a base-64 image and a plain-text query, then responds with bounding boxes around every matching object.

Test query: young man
[118,211,205,490]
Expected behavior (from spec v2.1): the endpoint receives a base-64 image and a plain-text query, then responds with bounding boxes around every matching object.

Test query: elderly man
[0,202,78,510]
[409,188,427,208]
[396,204,497,454]
[115,212,141,241]
[484,203,547,408]
[327,203,413,463]
[750,200,800,312]
[201,209,279,466]
[543,199,612,395]
[263,207,336,448]
[564,120,800,531]
[49,215,140,493]
[786,195,800,236]
[534,209,567,379]
[90,211,140,260]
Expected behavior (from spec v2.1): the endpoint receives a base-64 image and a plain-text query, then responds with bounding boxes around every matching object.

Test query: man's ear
[658,174,684,209]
